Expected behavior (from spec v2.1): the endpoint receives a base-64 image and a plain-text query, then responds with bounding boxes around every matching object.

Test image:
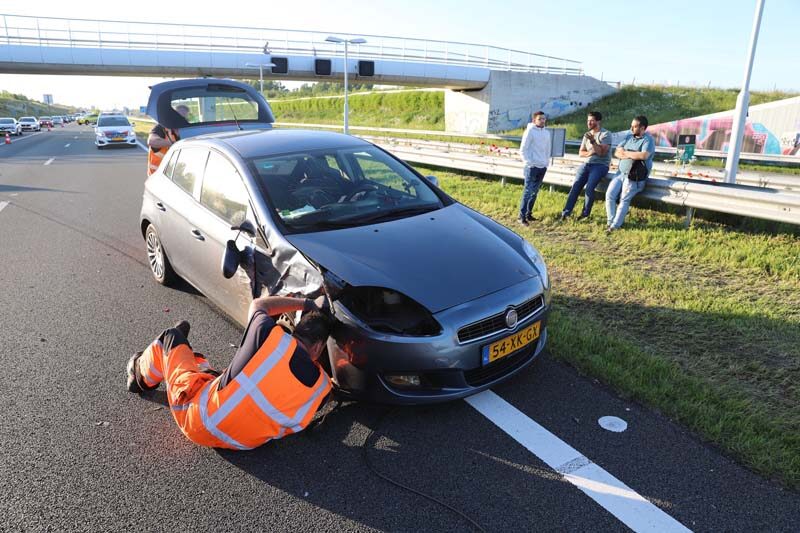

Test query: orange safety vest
[147,128,178,176]
[136,326,331,449]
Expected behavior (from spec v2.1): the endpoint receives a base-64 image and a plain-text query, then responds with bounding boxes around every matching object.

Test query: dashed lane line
[136,140,148,152]
[466,391,692,533]
[44,158,55,166]
[2,131,43,144]
[0,201,8,214]
[65,143,71,148]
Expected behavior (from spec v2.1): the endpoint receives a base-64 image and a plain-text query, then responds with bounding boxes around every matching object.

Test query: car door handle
[155,202,166,212]
[190,229,205,241]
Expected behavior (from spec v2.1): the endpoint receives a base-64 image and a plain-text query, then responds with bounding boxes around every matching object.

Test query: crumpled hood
[285,204,537,313]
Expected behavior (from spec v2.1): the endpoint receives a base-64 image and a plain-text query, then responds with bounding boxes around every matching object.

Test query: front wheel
[145,223,176,286]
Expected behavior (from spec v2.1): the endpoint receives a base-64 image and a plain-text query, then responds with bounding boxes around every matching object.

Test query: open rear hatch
[146,78,275,138]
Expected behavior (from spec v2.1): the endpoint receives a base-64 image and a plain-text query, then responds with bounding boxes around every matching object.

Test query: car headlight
[522,240,550,298]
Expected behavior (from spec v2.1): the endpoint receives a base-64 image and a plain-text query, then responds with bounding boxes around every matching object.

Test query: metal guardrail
[0,14,583,75]
[130,116,799,225]
[277,121,800,166]
[377,141,800,226]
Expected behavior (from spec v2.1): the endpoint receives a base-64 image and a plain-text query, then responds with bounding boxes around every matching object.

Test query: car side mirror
[230,220,257,236]
[426,175,439,187]
[222,240,240,279]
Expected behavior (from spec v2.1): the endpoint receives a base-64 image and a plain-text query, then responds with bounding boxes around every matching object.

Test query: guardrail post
[684,207,695,228]
[500,177,506,186]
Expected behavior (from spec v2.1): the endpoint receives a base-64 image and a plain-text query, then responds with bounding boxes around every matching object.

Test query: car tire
[97,145,104,150]
[145,224,177,286]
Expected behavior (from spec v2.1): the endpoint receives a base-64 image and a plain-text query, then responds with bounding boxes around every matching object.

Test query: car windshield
[0,118,13,124]
[40,116,51,120]
[97,116,130,127]
[20,117,34,122]
[249,145,443,233]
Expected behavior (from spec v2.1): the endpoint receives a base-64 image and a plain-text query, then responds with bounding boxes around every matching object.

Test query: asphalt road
[1,125,798,532]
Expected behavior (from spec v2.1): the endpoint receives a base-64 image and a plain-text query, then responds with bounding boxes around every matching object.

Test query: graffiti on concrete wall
[647,117,800,156]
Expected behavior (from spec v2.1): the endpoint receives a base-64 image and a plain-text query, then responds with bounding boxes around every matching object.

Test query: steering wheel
[345,182,380,202]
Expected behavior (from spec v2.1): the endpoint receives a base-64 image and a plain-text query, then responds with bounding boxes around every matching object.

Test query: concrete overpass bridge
[0,14,616,133]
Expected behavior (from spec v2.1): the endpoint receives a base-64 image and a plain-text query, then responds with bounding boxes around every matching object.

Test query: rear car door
[189,150,256,324]
[157,146,209,285]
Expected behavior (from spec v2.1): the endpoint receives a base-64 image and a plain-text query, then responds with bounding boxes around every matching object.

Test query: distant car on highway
[78,113,99,125]
[39,116,53,128]
[52,116,64,126]
[139,78,551,405]
[0,117,23,136]
[18,116,40,132]
[94,115,137,149]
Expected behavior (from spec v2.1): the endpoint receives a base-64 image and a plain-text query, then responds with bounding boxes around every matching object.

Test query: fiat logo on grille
[505,309,518,329]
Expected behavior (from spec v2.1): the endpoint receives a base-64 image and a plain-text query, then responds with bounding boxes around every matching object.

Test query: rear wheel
[145,224,176,286]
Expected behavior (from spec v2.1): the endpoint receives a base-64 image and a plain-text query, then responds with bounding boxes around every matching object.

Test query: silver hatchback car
[140,79,550,404]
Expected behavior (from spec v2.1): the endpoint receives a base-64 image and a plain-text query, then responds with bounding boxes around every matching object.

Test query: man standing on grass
[517,111,551,225]
[605,115,655,232]
[559,111,611,221]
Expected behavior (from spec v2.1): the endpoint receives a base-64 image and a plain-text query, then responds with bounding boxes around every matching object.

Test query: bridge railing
[0,14,583,75]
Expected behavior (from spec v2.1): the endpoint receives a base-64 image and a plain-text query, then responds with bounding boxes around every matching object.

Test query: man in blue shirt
[605,115,655,232]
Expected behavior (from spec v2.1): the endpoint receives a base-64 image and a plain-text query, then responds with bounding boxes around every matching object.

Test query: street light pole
[245,62,275,95]
[724,0,765,185]
[326,35,367,135]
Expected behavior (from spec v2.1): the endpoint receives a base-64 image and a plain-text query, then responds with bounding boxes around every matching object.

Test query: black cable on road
[362,408,486,533]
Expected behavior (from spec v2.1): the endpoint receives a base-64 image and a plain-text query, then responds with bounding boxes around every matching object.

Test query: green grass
[0,90,76,117]
[270,90,444,130]
[422,165,800,489]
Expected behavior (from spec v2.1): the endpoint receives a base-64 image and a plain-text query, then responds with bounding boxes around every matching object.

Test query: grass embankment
[0,90,75,117]
[426,166,800,488]
[270,90,444,130]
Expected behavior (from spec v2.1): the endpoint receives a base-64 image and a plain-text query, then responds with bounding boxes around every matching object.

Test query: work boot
[577,213,589,221]
[126,352,144,393]
[517,217,529,226]
[174,320,190,339]
[526,214,537,222]
[558,212,569,221]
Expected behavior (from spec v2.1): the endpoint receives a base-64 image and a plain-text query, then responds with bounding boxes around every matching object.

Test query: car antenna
[223,98,243,131]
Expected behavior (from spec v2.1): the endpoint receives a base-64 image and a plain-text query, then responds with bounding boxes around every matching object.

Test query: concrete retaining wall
[445,71,616,134]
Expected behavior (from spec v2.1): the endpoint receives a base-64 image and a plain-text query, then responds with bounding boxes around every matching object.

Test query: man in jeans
[605,115,655,232]
[517,111,551,225]
[559,111,611,220]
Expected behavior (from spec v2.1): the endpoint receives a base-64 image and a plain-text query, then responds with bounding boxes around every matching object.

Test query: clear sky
[0,0,797,110]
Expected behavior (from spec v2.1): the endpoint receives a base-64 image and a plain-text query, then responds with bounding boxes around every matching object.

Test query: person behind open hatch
[125,295,333,449]
[146,104,190,176]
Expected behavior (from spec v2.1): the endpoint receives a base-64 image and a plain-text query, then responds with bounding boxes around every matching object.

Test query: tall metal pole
[259,64,263,94]
[343,41,349,134]
[724,0,765,184]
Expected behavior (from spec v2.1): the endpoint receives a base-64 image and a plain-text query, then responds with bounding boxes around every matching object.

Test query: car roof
[189,129,372,159]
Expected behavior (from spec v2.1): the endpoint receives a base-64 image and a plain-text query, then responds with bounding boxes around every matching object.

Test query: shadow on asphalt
[0,183,83,194]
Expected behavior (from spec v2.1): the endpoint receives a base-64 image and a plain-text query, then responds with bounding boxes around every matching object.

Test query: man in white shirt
[518,111,551,225]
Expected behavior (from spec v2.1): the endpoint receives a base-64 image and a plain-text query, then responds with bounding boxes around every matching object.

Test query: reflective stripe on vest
[196,329,330,449]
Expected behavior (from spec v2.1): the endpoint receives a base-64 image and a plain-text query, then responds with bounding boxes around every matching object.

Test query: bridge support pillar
[444,71,616,134]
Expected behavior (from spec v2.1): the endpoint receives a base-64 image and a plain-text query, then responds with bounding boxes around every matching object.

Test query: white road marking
[136,140,148,152]
[73,136,78,139]
[4,131,43,143]
[466,391,692,533]
[44,158,55,165]
[64,143,71,148]
[0,201,8,213]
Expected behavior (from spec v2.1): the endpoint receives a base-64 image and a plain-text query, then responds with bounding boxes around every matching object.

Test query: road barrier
[372,139,800,226]
[131,117,800,225]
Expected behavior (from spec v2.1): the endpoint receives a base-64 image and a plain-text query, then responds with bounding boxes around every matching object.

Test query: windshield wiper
[333,204,440,225]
